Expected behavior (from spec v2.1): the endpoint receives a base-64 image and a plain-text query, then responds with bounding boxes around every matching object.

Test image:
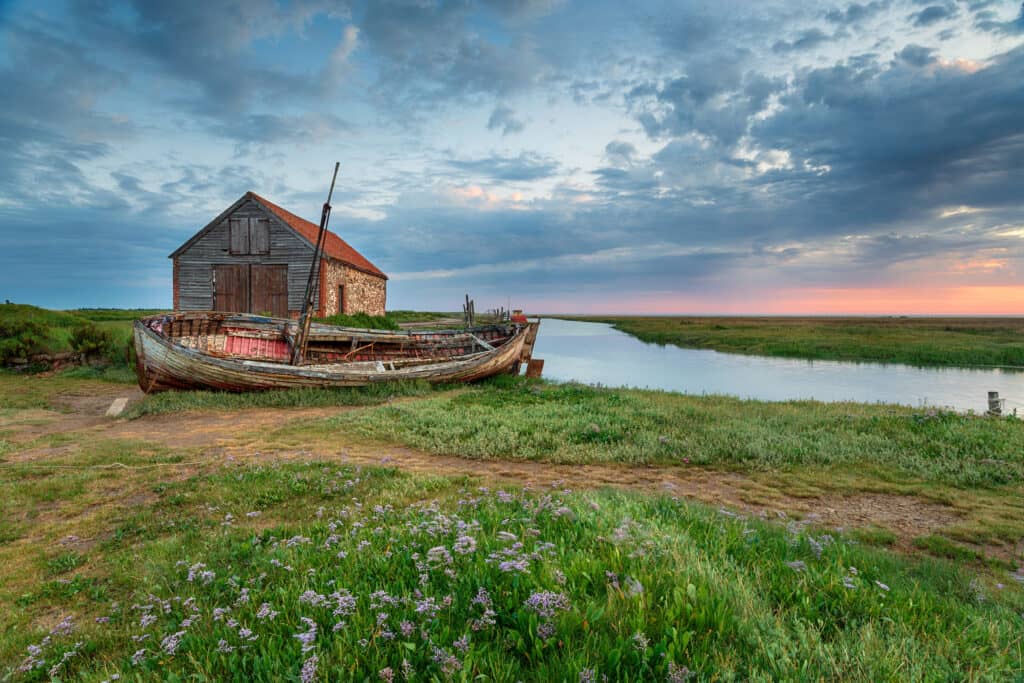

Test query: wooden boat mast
[291,162,340,365]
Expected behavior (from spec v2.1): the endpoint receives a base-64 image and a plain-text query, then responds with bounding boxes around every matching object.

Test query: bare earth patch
[6,398,966,551]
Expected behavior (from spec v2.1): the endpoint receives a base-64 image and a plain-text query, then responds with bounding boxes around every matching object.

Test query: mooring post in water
[987,391,1002,416]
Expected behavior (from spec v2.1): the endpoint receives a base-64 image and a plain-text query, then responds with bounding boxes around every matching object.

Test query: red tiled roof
[247,191,387,280]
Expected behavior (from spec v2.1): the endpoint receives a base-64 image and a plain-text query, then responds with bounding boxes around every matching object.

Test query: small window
[228,218,249,254]
[228,217,270,255]
[337,285,345,314]
[250,218,270,255]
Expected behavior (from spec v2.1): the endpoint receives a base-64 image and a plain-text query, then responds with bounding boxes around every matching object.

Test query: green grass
[284,377,1024,488]
[0,304,143,368]
[314,312,401,330]
[1,453,1022,681]
[571,315,1024,368]
[66,309,168,322]
[314,311,459,330]
[124,381,443,418]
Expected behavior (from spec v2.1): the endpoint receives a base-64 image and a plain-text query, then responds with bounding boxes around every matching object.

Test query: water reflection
[532,318,1024,413]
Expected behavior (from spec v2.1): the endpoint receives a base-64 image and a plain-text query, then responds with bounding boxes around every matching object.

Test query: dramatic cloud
[0,0,1021,312]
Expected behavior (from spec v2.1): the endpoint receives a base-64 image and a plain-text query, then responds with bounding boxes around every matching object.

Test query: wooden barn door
[251,265,288,317]
[214,265,249,313]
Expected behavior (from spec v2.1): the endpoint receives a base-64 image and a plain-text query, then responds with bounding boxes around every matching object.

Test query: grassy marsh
[283,378,1024,488]
[1,450,1022,681]
[572,315,1024,368]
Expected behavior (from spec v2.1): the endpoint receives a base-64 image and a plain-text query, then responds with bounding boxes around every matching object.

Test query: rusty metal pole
[291,162,340,366]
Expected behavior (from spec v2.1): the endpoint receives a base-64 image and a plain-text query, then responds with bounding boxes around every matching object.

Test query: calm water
[532,318,1024,413]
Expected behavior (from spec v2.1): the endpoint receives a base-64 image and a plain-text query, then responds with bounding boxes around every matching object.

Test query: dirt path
[2,391,965,549]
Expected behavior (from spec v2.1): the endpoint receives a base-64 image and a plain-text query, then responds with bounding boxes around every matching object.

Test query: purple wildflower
[130,648,147,666]
[400,620,415,637]
[579,668,597,683]
[216,639,235,654]
[161,631,185,656]
[256,603,278,620]
[415,596,442,619]
[379,667,395,683]
[453,535,477,555]
[667,662,694,682]
[453,634,470,653]
[294,617,317,653]
[50,616,75,636]
[300,654,319,683]
[523,591,571,619]
[537,622,556,640]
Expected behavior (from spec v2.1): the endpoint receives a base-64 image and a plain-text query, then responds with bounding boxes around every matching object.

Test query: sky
[1,0,1023,314]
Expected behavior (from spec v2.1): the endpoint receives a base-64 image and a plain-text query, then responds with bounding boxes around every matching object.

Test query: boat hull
[133,316,535,393]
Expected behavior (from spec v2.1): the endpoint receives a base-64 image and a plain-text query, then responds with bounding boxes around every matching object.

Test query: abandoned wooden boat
[133,311,540,393]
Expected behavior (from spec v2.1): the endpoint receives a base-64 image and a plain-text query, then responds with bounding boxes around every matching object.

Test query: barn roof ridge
[245,191,387,280]
[169,191,387,281]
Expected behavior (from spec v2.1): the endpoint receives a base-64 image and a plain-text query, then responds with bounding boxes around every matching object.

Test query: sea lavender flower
[453,535,477,555]
[161,631,185,656]
[401,659,414,680]
[400,620,415,637]
[605,571,620,590]
[579,668,597,683]
[332,591,358,617]
[294,617,318,653]
[524,591,571,619]
[786,560,807,572]
[130,649,147,666]
[453,635,470,653]
[50,616,75,636]
[843,576,857,590]
[667,662,695,682]
[415,596,441,619]
[256,603,278,620]
[299,590,328,607]
[48,642,82,679]
[238,627,257,641]
[625,576,644,597]
[427,546,453,567]
[212,607,231,621]
[216,639,235,654]
[632,631,649,651]
[875,581,890,592]
[139,613,157,629]
[431,646,462,676]
[379,668,395,683]
[537,622,556,640]
[300,654,319,683]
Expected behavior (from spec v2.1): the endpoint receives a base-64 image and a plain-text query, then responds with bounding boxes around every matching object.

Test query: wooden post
[987,391,1002,416]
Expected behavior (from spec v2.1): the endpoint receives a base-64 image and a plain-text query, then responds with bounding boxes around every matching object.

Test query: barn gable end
[170,192,386,317]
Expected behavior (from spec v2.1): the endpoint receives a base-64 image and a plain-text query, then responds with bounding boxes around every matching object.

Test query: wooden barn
[170,192,387,318]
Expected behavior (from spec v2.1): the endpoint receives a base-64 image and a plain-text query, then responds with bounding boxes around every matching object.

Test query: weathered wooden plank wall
[175,198,317,313]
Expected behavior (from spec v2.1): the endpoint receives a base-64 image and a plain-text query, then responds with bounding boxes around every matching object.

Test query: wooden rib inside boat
[133,311,540,393]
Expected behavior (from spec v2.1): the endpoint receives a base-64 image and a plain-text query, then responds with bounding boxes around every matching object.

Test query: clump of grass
[3,462,1023,681]
[45,552,84,576]
[314,312,400,330]
[300,378,1024,487]
[124,381,441,418]
[913,535,984,561]
[850,526,898,547]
